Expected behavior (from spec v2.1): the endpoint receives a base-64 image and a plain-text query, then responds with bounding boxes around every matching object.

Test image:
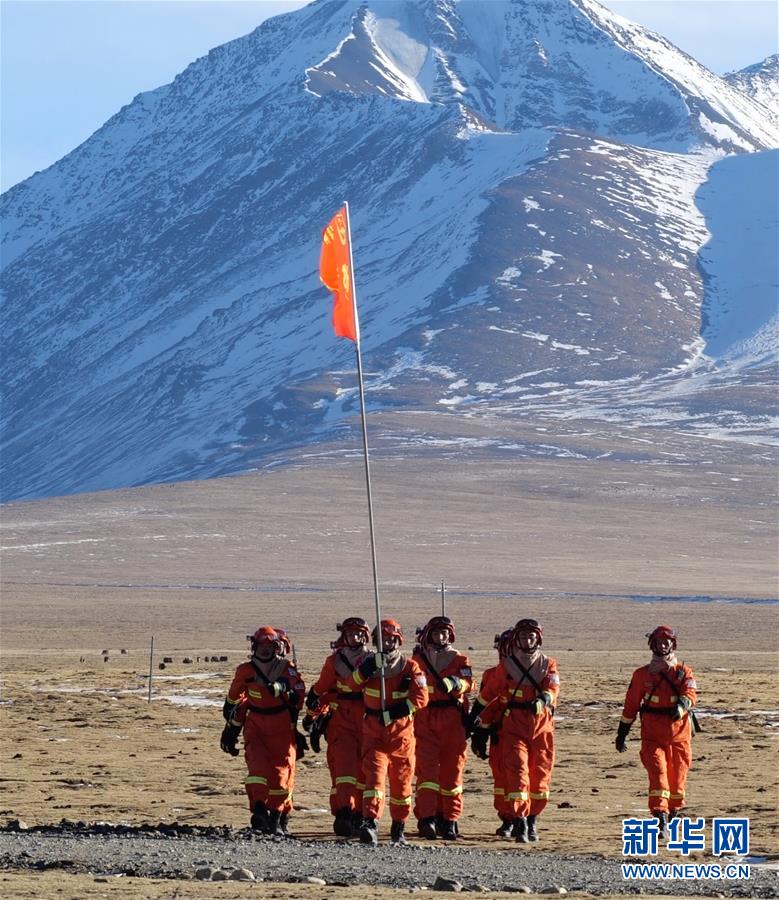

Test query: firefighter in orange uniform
[468,618,560,843]
[220,626,306,836]
[412,616,473,840]
[349,619,428,845]
[470,628,514,837]
[303,617,371,837]
[616,625,698,836]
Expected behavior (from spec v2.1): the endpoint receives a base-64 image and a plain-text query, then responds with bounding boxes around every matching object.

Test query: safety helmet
[647,625,677,653]
[274,628,292,656]
[494,628,513,658]
[249,626,284,657]
[334,617,371,648]
[372,618,403,647]
[513,618,543,647]
[418,615,456,648]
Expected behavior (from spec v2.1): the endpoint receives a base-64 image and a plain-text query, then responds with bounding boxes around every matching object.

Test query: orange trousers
[326,714,364,815]
[489,738,511,820]
[243,715,296,814]
[501,730,555,818]
[414,708,467,821]
[640,739,692,813]
[361,719,415,823]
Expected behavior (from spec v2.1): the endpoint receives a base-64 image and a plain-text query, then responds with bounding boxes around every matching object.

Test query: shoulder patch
[415,675,427,687]
[460,667,472,677]
[548,673,560,685]
[288,667,298,677]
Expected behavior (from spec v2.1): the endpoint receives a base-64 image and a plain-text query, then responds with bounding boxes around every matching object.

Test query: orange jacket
[621,661,697,743]
[412,648,473,715]
[477,655,560,739]
[350,655,429,722]
[476,665,506,728]
[225,658,305,720]
[312,650,367,723]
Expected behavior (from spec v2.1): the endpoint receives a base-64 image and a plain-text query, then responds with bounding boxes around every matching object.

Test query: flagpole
[343,200,386,711]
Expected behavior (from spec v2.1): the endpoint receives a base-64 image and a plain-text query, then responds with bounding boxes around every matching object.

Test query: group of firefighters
[220,616,697,845]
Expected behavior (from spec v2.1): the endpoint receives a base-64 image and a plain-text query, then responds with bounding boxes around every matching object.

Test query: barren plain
[1,433,777,898]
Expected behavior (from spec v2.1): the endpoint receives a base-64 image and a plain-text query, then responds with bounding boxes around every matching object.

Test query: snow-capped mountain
[725,54,779,126]
[1,0,777,501]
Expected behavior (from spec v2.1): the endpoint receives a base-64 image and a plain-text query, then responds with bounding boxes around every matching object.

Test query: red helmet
[372,618,403,646]
[513,618,543,647]
[274,628,292,656]
[334,617,371,648]
[418,616,456,648]
[249,626,284,657]
[647,625,677,653]
[494,628,513,658]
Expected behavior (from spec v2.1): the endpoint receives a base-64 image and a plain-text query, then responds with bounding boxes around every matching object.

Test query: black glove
[222,699,235,722]
[309,711,331,754]
[672,696,692,721]
[442,675,463,694]
[220,723,241,756]
[301,714,314,733]
[615,721,631,753]
[305,687,321,711]
[381,701,411,726]
[295,731,309,759]
[465,700,486,736]
[269,678,289,698]
[470,726,489,760]
[358,652,383,679]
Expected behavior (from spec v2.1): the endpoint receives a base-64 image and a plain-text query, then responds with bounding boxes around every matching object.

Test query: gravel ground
[0,823,775,897]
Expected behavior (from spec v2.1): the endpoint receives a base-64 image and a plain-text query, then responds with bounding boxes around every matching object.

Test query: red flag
[320,207,357,341]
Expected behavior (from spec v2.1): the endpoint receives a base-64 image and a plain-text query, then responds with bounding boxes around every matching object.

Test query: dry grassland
[1,452,777,896]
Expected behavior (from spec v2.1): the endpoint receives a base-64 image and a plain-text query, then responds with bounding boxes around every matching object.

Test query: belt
[640,705,677,717]
[364,708,386,718]
[428,699,459,709]
[247,704,288,716]
[507,701,534,710]
[336,692,362,701]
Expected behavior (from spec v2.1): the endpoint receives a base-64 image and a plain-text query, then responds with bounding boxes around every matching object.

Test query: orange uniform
[350,656,429,823]
[412,647,473,822]
[620,661,697,814]
[311,648,368,816]
[226,658,305,815]
[477,665,511,821]
[477,654,560,818]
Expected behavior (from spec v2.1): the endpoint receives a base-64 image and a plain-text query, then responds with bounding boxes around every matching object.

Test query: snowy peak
[303,0,777,150]
[725,55,779,126]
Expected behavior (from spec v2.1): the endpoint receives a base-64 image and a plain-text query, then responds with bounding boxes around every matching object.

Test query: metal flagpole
[343,200,386,711]
[147,636,154,703]
[441,581,447,617]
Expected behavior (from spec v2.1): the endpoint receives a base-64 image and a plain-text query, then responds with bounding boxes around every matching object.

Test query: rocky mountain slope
[1,0,776,500]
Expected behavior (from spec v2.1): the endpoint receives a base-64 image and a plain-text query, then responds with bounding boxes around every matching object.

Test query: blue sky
[1,0,777,193]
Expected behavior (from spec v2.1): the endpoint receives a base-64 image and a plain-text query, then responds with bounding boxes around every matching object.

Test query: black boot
[333,807,353,837]
[250,801,268,833]
[526,815,539,842]
[266,808,285,837]
[359,818,379,846]
[351,809,364,834]
[279,812,290,836]
[655,811,668,840]
[513,816,528,843]
[418,816,438,839]
[390,820,407,845]
[496,817,513,838]
[441,820,458,840]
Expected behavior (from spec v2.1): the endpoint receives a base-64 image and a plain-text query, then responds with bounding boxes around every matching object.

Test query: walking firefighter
[470,628,515,838]
[303,617,371,837]
[348,618,429,846]
[412,615,473,840]
[467,618,560,843]
[220,626,307,836]
[615,625,698,836]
